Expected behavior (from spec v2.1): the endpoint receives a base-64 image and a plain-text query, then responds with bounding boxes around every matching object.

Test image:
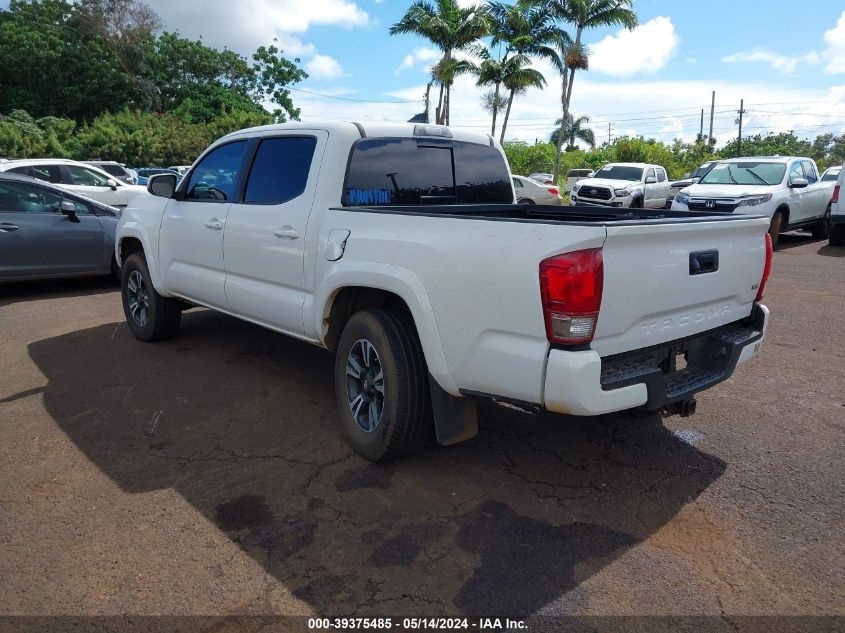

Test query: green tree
[390,0,490,125]
[546,0,638,180]
[252,42,309,122]
[498,55,546,142]
[549,113,595,149]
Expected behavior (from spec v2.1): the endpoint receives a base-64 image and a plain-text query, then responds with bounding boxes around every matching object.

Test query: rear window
[343,138,512,206]
[97,164,126,177]
[822,168,841,182]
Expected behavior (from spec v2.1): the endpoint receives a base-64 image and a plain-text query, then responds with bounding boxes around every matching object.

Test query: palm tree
[499,54,546,142]
[546,0,638,179]
[549,113,595,149]
[472,49,508,135]
[390,0,490,125]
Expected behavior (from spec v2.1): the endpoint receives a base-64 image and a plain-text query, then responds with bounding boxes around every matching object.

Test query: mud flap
[428,375,478,446]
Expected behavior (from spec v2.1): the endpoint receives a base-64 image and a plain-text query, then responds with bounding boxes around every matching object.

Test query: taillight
[539,249,603,345]
[548,187,559,196]
[833,184,840,204]
[755,232,773,302]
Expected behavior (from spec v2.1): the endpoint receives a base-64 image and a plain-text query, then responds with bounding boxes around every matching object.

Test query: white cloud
[589,16,679,77]
[145,0,369,55]
[722,49,820,75]
[394,47,441,75]
[306,54,345,80]
[823,11,845,74]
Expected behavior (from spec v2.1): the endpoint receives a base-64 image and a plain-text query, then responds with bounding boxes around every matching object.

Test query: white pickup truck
[116,122,771,461]
[569,162,670,209]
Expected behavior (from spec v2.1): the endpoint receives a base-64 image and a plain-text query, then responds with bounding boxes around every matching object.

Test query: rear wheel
[518,198,535,205]
[811,206,830,239]
[333,308,431,461]
[768,211,783,249]
[121,253,182,342]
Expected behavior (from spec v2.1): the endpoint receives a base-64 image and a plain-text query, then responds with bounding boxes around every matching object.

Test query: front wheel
[518,198,535,205]
[768,211,783,249]
[333,308,432,461]
[811,207,830,239]
[121,253,182,342]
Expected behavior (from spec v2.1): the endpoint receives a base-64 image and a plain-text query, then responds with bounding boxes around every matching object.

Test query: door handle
[0,223,18,232]
[273,226,300,239]
[205,219,224,231]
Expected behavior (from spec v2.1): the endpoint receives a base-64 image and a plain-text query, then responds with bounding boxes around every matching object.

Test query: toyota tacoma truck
[570,162,670,209]
[672,156,834,248]
[116,122,771,461]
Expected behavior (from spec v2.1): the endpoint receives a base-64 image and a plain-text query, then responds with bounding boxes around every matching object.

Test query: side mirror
[106,178,119,190]
[148,173,178,198]
[60,199,80,222]
[645,176,657,184]
[682,172,690,179]
[790,177,809,189]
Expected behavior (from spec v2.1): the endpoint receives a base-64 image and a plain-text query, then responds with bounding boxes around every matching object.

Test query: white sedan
[512,175,563,205]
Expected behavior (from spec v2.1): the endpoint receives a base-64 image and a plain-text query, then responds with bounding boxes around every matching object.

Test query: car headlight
[736,193,773,207]
[572,184,581,193]
[614,188,631,197]
[675,192,690,206]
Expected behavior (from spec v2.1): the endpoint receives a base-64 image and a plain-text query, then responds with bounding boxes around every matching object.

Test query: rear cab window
[343,138,513,206]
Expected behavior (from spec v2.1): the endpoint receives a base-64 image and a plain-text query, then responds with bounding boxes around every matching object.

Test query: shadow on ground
[775,231,825,251]
[26,310,726,616]
[0,276,117,307]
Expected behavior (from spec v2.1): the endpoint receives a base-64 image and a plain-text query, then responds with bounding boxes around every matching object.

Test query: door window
[185,141,248,202]
[800,161,818,184]
[243,136,317,205]
[65,165,112,187]
[645,168,656,181]
[0,181,65,214]
[657,168,667,182]
[789,162,804,183]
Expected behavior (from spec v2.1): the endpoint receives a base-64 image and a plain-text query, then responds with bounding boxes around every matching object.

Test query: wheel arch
[117,227,166,291]
[774,204,790,228]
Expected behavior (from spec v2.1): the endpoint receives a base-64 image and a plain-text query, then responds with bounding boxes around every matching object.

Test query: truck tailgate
[593,216,769,357]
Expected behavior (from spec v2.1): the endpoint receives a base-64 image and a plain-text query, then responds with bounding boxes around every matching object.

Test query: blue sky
[5,0,845,145]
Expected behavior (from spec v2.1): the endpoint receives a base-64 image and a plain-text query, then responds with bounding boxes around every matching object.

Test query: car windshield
[594,165,643,181]
[821,168,840,182]
[699,162,785,186]
[692,163,717,179]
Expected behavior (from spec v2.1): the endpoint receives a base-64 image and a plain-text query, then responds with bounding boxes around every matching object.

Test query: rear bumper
[543,303,769,416]
[831,213,845,225]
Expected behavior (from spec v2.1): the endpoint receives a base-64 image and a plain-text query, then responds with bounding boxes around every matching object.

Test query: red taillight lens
[548,187,559,196]
[833,184,840,204]
[755,232,773,302]
[539,249,604,344]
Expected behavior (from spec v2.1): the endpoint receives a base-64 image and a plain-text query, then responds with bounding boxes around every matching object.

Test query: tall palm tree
[546,0,638,179]
[549,113,595,149]
[430,56,476,125]
[472,49,508,135]
[498,54,546,142]
[390,0,490,125]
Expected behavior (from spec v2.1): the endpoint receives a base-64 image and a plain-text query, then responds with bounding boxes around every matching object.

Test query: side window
[9,166,32,177]
[30,165,64,183]
[453,142,513,203]
[65,165,111,187]
[657,168,667,182]
[801,161,818,184]
[512,178,523,189]
[0,181,64,214]
[646,168,656,181]
[243,136,317,204]
[789,162,803,183]
[185,141,248,202]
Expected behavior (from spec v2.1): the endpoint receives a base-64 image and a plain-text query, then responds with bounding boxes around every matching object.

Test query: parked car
[134,168,182,187]
[564,168,594,193]
[570,163,670,208]
[829,162,844,246]
[168,165,191,176]
[0,173,120,283]
[666,160,720,208]
[821,165,841,182]
[512,175,562,205]
[672,156,833,248]
[0,159,148,208]
[116,121,770,461]
[528,172,554,185]
[85,160,136,184]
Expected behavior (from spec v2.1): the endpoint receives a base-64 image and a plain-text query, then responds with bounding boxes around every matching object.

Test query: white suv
[829,161,844,246]
[570,163,670,208]
[0,158,147,208]
[672,156,833,248]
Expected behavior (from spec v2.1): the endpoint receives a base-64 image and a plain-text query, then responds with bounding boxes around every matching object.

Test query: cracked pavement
[0,233,842,620]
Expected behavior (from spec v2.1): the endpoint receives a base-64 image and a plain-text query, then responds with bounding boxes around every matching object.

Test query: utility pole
[424,83,431,123]
[700,109,704,138]
[708,90,715,146]
[608,122,612,144]
[737,99,747,157]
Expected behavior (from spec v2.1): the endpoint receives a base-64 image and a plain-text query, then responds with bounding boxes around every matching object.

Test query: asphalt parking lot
[0,233,842,626]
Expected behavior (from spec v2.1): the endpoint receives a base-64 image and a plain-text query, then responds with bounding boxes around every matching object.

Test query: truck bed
[339,203,761,225]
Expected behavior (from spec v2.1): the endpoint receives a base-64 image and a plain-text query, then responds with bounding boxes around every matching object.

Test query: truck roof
[220,121,497,147]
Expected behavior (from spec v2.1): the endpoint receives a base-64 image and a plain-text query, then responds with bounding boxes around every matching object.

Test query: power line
[289,86,423,104]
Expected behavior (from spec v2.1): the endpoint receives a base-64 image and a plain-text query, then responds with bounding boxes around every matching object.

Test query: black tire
[811,206,830,239]
[631,196,643,209]
[768,211,783,249]
[334,308,431,461]
[121,253,182,342]
[830,223,845,246]
[518,198,535,205]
